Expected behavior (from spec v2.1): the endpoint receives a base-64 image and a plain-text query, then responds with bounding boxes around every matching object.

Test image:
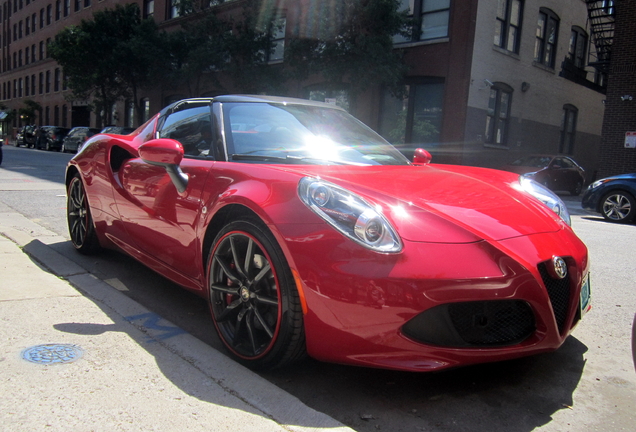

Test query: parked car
[62,127,100,153]
[36,126,71,151]
[100,126,136,135]
[21,125,38,148]
[581,173,636,223]
[500,155,586,196]
[66,95,589,372]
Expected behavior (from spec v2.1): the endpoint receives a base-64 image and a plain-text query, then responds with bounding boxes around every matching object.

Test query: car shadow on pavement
[262,333,588,432]
[33,239,589,432]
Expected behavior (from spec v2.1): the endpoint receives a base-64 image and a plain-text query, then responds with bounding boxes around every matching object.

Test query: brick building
[598,0,636,177]
[0,0,610,178]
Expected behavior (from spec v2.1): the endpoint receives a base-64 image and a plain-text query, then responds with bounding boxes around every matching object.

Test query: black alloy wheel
[571,180,583,196]
[601,191,635,223]
[67,174,101,253]
[207,218,305,370]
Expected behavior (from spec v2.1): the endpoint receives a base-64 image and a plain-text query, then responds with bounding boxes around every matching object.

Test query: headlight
[589,179,609,189]
[519,176,571,226]
[298,177,402,253]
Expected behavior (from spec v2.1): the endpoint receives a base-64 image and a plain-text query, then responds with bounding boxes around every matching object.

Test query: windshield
[222,102,410,165]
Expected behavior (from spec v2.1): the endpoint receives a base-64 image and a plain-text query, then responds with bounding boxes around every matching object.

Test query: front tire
[67,174,101,253]
[207,218,305,370]
[601,191,635,223]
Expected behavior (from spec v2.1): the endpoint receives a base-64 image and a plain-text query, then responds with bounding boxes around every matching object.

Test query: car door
[113,102,215,283]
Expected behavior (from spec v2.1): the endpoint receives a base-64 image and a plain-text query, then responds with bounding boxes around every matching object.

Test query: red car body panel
[67,100,589,372]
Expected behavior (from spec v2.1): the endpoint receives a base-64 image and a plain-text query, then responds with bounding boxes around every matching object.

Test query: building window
[167,0,180,19]
[25,46,29,64]
[55,0,61,20]
[64,0,70,17]
[62,104,68,127]
[568,26,588,69]
[267,17,286,62]
[143,0,154,18]
[395,0,450,44]
[45,106,50,124]
[31,14,36,33]
[46,4,52,25]
[39,72,43,94]
[379,79,444,154]
[485,82,512,147]
[25,75,29,96]
[142,98,150,122]
[31,44,36,63]
[54,68,60,91]
[74,0,80,12]
[18,77,23,97]
[25,17,29,35]
[306,86,350,111]
[46,70,50,93]
[125,100,135,127]
[559,104,577,154]
[40,8,44,28]
[54,105,60,125]
[534,8,559,69]
[31,74,35,95]
[84,0,91,8]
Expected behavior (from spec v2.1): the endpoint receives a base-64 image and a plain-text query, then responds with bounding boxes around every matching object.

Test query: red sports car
[66,95,590,372]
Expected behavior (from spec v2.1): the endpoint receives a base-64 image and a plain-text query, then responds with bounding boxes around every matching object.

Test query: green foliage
[49,3,166,125]
[17,99,42,124]
[164,13,234,96]
[285,0,410,111]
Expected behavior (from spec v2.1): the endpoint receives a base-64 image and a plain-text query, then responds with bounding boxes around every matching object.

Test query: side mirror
[413,148,432,165]
[139,138,189,193]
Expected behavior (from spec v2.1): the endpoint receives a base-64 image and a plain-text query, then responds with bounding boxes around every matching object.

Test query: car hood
[280,164,565,243]
[600,173,636,181]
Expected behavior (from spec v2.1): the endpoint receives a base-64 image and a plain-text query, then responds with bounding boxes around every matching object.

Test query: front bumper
[278,223,589,371]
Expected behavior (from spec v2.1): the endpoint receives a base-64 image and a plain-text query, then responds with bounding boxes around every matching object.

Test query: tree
[18,99,42,124]
[225,2,288,94]
[164,13,234,97]
[285,0,410,113]
[49,4,166,126]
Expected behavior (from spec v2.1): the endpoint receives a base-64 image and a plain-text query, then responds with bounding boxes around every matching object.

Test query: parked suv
[62,127,100,153]
[36,126,71,151]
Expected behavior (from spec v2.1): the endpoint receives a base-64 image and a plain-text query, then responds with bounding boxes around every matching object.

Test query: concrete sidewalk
[0,218,352,431]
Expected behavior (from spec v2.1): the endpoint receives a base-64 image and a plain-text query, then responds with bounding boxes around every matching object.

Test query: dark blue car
[581,173,636,223]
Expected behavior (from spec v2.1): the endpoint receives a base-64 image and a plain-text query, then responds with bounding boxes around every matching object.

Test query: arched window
[559,104,578,155]
[485,82,513,147]
[534,8,559,68]
[569,26,588,69]
[494,0,523,53]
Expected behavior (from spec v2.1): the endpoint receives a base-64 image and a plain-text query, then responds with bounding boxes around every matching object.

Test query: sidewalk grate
[21,344,84,365]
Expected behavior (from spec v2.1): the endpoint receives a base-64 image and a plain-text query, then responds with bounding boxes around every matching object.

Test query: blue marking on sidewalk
[124,312,187,342]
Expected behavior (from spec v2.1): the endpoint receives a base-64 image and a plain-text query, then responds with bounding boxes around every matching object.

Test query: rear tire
[67,174,101,253]
[207,218,306,370]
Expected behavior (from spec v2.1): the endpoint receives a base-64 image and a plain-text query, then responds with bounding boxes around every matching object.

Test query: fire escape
[586,0,615,85]
[560,1,615,92]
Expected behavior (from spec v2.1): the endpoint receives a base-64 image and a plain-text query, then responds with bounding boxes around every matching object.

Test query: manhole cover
[21,344,83,365]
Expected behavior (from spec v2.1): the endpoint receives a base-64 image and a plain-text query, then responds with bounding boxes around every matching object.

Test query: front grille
[538,262,571,334]
[447,301,535,346]
[403,300,535,348]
